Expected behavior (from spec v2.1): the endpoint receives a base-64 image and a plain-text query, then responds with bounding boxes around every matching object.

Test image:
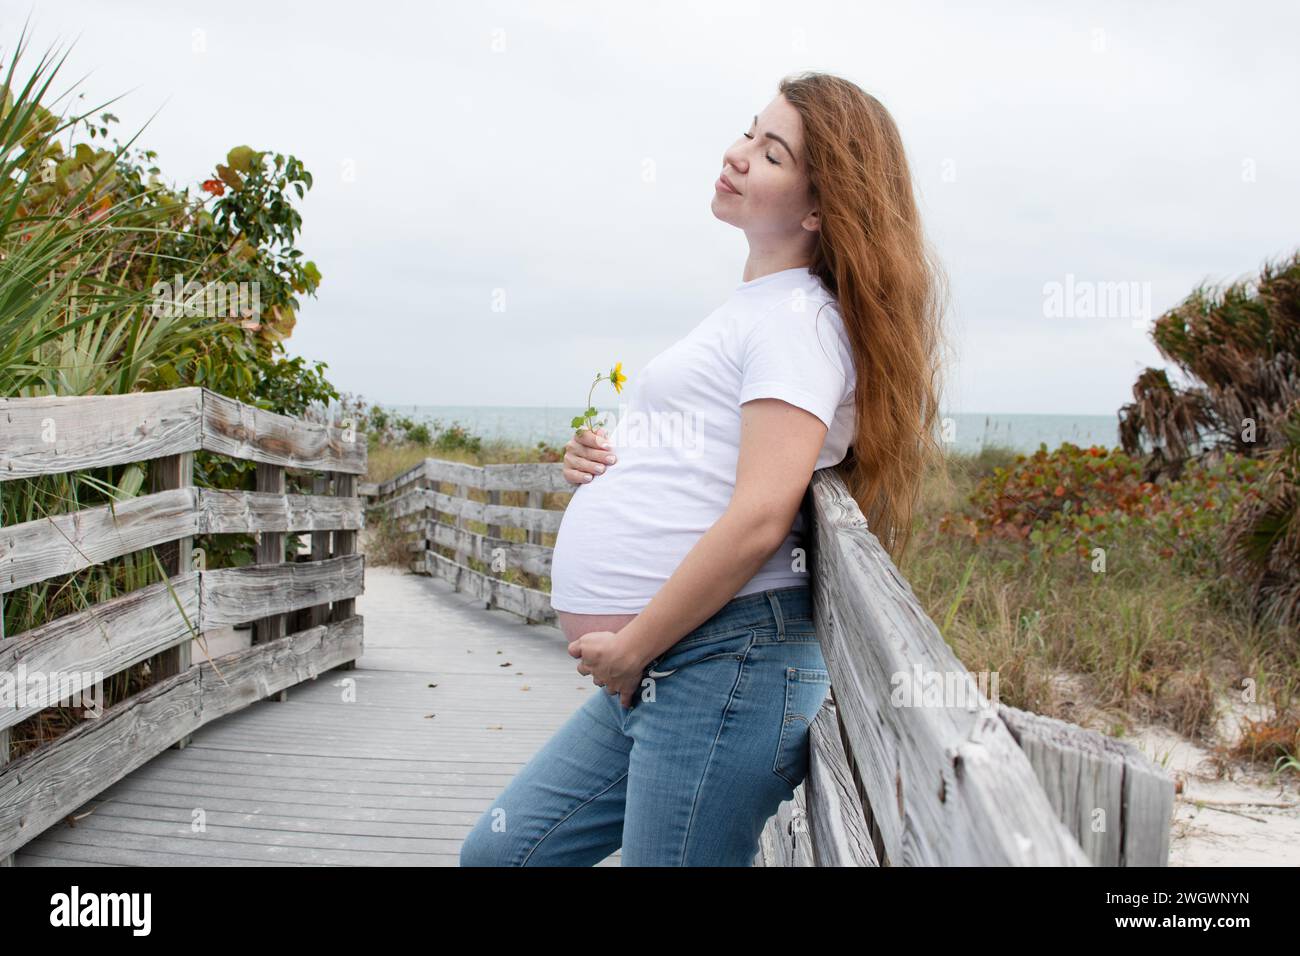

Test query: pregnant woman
[460,71,945,866]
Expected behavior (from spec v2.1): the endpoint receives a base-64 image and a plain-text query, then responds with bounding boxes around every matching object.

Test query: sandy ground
[1129,696,1300,866]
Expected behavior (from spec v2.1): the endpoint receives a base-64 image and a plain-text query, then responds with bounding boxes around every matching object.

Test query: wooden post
[418,470,432,569]
[254,463,288,700]
[150,452,195,748]
[527,490,544,546]
[310,473,332,627]
[331,473,358,671]
[486,489,502,542]
[453,482,470,572]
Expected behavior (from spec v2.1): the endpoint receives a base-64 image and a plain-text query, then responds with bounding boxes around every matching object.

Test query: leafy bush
[944,442,1266,580]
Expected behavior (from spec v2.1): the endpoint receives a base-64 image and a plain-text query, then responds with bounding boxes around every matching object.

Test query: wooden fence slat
[0,615,362,859]
[0,489,364,596]
[200,391,365,474]
[424,550,553,624]
[309,475,332,628]
[330,475,359,636]
[253,464,287,671]
[0,574,201,733]
[809,468,1090,866]
[998,704,1175,866]
[0,389,203,482]
[0,488,199,594]
[428,520,554,576]
[203,555,363,627]
[198,489,363,534]
[147,453,195,749]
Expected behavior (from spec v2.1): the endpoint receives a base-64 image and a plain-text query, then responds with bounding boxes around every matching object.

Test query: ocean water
[382,404,1122,456]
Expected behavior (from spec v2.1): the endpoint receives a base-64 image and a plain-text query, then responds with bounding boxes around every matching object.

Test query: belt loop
[766,591,786,641]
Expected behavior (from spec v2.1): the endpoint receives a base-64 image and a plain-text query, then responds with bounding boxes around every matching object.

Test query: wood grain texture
[0,488,199,594]
[809,467,1091,866]
[0,389,203,482]
[0,387,368,480]
[203,555,364,627]
[0,615,361,859]
[424,549,554,624]
[200,391,365,473]
[0,573,200,733]
[998,703,1174,866]
[10,568,614,866]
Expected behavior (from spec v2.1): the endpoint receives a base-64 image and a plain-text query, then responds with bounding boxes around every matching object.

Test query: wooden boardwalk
[14,566,617,866]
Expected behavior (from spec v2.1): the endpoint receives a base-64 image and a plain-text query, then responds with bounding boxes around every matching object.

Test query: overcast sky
[6,0,1298,414]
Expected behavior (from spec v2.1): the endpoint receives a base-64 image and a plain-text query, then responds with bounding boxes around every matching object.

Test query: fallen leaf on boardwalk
[499,661,513,667]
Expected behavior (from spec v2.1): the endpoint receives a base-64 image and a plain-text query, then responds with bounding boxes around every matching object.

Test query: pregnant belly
[555,610,639,644]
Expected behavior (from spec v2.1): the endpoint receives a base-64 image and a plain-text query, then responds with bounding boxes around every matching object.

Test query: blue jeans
[458,585,829,866]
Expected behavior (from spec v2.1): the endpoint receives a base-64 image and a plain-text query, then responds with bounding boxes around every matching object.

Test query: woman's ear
[802,208,821,232]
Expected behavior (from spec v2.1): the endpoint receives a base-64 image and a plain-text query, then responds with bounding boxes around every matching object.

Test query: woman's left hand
[568,629,647,708]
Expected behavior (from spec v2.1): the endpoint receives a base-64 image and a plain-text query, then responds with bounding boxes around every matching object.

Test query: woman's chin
[709,197,738,225]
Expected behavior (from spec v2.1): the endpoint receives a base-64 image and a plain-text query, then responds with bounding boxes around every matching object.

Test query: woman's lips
[715,175,740,195]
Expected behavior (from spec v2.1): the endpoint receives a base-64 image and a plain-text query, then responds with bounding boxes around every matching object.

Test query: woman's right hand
[563,426,617,486]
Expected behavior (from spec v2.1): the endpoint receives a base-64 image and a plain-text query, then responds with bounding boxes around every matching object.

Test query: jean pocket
[772,666,831,787]
[645,627,754,679]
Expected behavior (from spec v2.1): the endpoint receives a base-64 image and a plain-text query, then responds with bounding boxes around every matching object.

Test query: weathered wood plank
[200,390,365,474]
[199,615,363,721]
[203,555,364,627]
[805,697,878,866]
[377,459,575,497]
[0,573,200,733]
[149,453,195,749]
[0,488,199,594]
[424,550,555,624]
[424,489,563,534]
[331,474,359,631]
[0,389,203,482]
[998,703,1174,866]
[0,489,363,594]
[309,475,332,628]
[428,520,554,576]
[809,467,1090,865]
[198,489,363,534]
[0,615,362,859]
[253,463,287,650]
[0,668,204,859]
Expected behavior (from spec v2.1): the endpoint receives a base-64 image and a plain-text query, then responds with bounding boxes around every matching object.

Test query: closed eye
[743,131,780,165]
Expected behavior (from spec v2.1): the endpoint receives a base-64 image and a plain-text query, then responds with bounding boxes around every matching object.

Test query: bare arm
[615,397,828,670]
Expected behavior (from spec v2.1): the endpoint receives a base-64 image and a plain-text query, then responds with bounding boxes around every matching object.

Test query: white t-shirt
[549,265,857,613]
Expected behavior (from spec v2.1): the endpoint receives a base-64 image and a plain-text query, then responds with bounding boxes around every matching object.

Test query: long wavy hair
[778,71,950,560]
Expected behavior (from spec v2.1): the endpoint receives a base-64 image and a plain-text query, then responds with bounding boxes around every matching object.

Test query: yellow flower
[610,361,627,394]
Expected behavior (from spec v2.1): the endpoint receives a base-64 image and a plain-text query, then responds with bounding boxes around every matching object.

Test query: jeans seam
[519,769,629,866]
[676,638,754,866]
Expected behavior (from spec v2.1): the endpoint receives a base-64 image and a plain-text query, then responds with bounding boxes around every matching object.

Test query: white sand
[1128,692,1300,866]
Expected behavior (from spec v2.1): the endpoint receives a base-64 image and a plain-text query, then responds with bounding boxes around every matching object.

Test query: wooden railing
[0,387,366,864]
[369,457,569,623]
[755,468,1174,866]
[368,455,1175,866]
